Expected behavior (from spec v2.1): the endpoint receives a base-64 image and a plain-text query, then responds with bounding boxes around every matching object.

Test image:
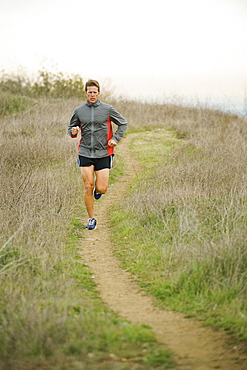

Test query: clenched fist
[72,126,80,135]
[108,139,117,147]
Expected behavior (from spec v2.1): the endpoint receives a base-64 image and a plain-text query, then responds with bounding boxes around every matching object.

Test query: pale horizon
[0,0,247,113]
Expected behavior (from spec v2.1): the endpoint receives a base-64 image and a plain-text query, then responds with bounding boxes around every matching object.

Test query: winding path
[79,133,246,369]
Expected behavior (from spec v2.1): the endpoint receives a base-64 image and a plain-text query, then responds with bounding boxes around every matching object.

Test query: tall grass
[1,67,246,365]
[0,97,175,369]
[110,102,247,343]
[0,99,80,366]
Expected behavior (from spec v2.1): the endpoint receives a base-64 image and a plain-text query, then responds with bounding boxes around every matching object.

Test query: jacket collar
[86,100,101,107]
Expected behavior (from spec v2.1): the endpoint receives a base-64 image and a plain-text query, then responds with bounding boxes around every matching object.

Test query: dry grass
[110,100,247,342]
[0,97,178,368]
[1,94,247,366]
[1,98,80,245]
[0,99,84,364]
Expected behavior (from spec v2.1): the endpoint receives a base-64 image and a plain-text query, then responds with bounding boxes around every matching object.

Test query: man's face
[86,86,100,104]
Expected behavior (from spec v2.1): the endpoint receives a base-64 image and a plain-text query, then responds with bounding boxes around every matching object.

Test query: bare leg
[95,168,110,194]
[81,166,95,218]
[81,167,110,218]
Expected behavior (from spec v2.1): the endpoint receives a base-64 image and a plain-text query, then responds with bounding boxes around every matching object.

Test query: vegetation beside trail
[0,68,85,100]
[0,90,174,368]
[111,105,247,347]
[0,68,84,117]
[1,69,246,368]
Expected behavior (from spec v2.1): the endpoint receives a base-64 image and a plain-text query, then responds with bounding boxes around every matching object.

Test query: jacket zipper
[90,105,95,155]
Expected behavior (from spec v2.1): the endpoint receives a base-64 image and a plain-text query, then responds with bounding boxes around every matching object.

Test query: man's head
[85,79,100,104]
[85,79,100,92]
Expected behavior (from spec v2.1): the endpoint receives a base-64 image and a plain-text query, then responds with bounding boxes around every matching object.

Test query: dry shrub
[107,98,184,130]
[1,95,247,357]
[0,98,85,361]
[119,101,247,317]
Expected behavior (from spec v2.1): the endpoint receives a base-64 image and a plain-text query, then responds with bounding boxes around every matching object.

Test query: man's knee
[96,183,108,194]
[84,182,94,193]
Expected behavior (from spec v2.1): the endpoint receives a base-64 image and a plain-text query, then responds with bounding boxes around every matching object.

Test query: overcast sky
[0,0,247,110]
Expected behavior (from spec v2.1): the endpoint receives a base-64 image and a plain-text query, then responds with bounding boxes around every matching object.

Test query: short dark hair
[85,79,100,92]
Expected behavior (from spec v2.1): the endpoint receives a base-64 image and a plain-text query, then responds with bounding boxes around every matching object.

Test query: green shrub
[0,69,85,100]
[0,91,32,116]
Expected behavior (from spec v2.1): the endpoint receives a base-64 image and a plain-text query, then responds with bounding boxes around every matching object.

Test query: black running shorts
[77,155,114,171]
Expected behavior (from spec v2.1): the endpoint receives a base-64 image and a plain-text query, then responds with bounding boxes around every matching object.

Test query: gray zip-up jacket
[68,100,128,158]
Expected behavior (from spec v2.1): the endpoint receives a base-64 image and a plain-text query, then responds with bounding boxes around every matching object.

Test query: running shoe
[86,218,97,230]
[94,189,102,200]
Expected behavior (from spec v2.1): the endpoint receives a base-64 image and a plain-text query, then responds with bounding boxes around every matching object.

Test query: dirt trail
[79,133,246,369]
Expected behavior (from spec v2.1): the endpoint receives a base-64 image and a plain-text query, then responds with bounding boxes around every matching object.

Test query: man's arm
[68,111,80,138]
[110,106,128,143]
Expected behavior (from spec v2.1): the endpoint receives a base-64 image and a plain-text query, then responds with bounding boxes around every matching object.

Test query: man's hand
[108,139,117,147]
[72,126,80,135]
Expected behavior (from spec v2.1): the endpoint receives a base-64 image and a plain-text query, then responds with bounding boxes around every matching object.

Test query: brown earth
[79,133,247,369]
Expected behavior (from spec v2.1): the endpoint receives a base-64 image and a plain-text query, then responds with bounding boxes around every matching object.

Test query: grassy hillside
[0,91,246,368]
[0,98,175,369]
[110,101,247,345]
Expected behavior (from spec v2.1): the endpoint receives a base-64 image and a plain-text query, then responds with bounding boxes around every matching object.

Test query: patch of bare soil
[79,133,247,369]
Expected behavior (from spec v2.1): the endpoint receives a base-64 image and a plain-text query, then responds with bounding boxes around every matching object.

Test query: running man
[68,79,128,230]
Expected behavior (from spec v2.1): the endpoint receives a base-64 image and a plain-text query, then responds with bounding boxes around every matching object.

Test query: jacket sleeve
[68,111,80,138]
[109,106,128,142]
